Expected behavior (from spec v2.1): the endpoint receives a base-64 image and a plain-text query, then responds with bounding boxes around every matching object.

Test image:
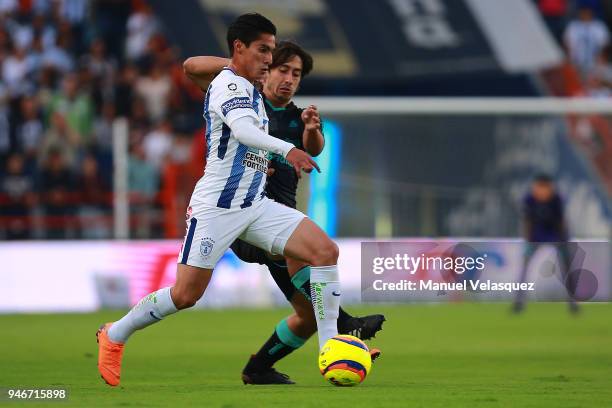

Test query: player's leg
[289,260,352,329]
[242,293,315,384]
[282,218,342,349]
[232,238,384,339]
[240,199,340,349]
[287,258,385,339]
[242,254,384,383]
[513,242,538,313]
[235,243,380,384]
[230,238,272,265]
[231,241,312,383]
[97,204,243,386]
[97,264,212,386]
[107,264,212,343]
[556,242,579,313]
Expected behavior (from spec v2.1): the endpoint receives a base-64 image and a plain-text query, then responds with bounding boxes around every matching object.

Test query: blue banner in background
[308,121,342,237]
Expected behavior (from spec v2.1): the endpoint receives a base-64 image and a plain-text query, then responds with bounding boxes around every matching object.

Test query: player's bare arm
[301,104,324,156]
[183,56,230,90]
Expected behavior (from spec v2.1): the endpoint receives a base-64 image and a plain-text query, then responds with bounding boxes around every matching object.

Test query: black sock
[244,319,305,372]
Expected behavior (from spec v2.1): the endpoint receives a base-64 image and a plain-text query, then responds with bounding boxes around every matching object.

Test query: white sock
[108,287,178,344]
[310,265,340,350]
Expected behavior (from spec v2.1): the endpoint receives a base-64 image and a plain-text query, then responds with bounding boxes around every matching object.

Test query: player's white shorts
[177,196,306,269]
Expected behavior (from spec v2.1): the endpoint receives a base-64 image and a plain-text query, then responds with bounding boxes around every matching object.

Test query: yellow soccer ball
[318,335,372,386]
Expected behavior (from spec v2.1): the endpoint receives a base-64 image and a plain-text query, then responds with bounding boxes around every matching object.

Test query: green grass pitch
[1,303,611,407]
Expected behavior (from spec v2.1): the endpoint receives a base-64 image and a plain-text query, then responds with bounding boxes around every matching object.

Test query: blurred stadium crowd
[0,0,611,240]
[537,0,612,200]
[537,0,612,95]
[0,0,205,239]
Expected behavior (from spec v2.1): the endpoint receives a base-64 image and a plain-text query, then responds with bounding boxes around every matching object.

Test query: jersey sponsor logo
[200,237,215,258]
[289,119,299,128]
[227,82,237,91]
[221,97,252,116]
[242,150,268,174]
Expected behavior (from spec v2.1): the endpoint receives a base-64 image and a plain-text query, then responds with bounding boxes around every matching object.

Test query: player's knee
[311,240,339,266]
[171,288,201,310]
[174,295,198,310]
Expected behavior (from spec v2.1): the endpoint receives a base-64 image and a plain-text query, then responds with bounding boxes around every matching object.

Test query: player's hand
[285,147,320,179]
[266,160,276,177]
[301,105,321,132]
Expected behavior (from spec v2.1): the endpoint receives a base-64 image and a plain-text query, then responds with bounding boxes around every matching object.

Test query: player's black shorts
[230,239,297,301]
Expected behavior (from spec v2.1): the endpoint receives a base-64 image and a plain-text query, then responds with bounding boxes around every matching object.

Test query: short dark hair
[270,40,313,78]
[226,13,276,56]
[534,173,553,184]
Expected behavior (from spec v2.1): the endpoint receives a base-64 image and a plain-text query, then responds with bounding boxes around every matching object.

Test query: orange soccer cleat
[96,323,125,386]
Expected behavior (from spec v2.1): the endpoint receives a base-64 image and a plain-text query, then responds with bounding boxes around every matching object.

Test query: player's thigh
[240,198,306,260]
[283,218,338,266]
[230,239,270,265]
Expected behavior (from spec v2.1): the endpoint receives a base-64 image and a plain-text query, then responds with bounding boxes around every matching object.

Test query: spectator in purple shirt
[513,174,578,314]
[523,174,567,243]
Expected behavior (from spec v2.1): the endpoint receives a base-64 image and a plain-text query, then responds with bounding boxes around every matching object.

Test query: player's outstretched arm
[301,105,325,156]
[183,56,230,90]
[230,116,320,178]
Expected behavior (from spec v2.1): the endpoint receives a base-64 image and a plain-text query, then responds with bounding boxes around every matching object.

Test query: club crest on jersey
[227,83,237,91]
[200,237,215,258]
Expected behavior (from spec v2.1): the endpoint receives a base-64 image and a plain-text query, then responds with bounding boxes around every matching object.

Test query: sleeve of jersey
[210,77,258,125]
[231,116,295,158]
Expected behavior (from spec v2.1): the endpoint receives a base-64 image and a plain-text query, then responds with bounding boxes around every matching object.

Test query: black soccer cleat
[242,367,295,385]
[338,314,386,341]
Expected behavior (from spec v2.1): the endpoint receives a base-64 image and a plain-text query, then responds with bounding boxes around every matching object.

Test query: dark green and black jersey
[264,97,322,208]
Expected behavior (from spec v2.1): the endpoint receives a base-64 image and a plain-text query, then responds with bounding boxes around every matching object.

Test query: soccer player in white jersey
[96,13,343,387]
[184,42,384,385]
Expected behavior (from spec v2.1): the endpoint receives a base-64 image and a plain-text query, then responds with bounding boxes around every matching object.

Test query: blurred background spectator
[128,140,158,239]
[76,152,111,238]
[564,3,610,80]
[39,147,74,239]
[0,152,35,239]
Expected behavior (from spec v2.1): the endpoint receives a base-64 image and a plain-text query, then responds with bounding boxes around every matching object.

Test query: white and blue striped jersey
[192,68,269,209]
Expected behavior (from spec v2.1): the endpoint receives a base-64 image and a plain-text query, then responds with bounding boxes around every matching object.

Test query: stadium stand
[0,0,611,240]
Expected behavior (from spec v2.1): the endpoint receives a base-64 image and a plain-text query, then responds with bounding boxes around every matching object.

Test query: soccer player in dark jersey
[184,41,385,384]
[513,174,579,314]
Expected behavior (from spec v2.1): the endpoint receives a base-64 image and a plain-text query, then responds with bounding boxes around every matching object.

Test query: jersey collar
[264,96,296,112]
[222,66,237,75]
